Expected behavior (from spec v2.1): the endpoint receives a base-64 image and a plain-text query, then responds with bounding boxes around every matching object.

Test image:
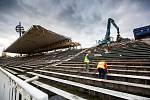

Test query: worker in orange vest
[97,60,108,79]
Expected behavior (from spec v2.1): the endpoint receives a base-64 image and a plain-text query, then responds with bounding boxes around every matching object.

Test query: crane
[98,18,122,45]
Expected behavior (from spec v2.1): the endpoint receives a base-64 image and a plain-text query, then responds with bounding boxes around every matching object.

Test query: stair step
[43,67,150,85]
[108,74,150,84]
[4,68,18,75]
[46,66,150,76]
[56,64,150,71]
[7,67,25,73]
[35,69,150,97]
[18,75,86,100]
[61,61,150,66]
[27,72,150,100]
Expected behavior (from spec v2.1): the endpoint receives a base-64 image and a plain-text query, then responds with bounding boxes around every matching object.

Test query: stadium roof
[4,25,72,54]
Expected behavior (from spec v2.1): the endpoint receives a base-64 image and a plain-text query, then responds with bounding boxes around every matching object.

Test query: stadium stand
[4,25,80,54]
[1,25,150,99]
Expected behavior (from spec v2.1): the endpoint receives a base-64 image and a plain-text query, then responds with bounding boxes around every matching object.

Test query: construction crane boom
[105,18,120,41]
[98,18,121,45]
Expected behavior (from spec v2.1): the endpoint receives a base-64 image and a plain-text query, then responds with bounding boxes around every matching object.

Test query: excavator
[98,18,122,45]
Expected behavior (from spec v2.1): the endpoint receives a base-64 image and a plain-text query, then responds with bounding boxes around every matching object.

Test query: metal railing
[0,67,48,100]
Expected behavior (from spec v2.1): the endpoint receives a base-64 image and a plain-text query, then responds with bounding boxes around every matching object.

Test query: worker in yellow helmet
[84,51,91,72]
[97,60,108,79]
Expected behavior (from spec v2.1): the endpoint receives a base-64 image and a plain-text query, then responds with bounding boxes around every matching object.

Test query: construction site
[0,16,150,100]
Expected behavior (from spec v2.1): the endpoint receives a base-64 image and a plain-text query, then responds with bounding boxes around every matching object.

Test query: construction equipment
[98,18,122,45]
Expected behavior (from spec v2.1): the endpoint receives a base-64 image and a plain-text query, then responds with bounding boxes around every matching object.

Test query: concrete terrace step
[112,44,150,49]
[18,75,86,100]
[25,62,51,66]
[102,53,150,57]
[111,51,150,55]
[102,54,149,58]
[92,57,150,60]
[61,61,150,66]
[113,47,150,52]
[92,59,150,62]
[48,66,150,76]
[4,68,18,75]
[35,70,150,97]
[56,63,96,67]
[92,56,150,59]
[62,61,150,64]
[22,64,44,68]
[43,67,150,85]
[53,65,150,73]
[102,54,150,58]
[92,60,150,63]
[112,48,150,52]
[114,51,150,55]
[109,69,150,76]
[56,64,150,71]
[110,51,150,55]
[109,52,150,56]
[27,72,150,100]
[108,74,150,85]
[14,66,33,70]
[21,65,41,68]
[112,47,150,52]
[7,67,25,73]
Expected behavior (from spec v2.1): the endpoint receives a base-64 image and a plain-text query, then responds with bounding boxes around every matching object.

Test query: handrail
[0,67,48,100]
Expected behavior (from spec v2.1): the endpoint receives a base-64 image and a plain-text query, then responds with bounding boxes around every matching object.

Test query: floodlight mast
[15,22,24,37]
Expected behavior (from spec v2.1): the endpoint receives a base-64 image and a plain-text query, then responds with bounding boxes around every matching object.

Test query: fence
[0,67,48,100]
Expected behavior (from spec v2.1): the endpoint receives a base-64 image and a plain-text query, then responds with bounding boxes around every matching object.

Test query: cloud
[0,0,18,12]
[56,0,102,31]
[0,0,150,52]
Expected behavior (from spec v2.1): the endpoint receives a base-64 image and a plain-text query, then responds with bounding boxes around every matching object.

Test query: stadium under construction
[0,23,150,100]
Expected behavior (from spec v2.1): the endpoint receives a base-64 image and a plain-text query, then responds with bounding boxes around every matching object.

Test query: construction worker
[97,60,108,79]
[84,51,91,72]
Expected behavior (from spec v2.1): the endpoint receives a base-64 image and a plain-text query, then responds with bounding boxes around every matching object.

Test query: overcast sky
[0,0,150,54]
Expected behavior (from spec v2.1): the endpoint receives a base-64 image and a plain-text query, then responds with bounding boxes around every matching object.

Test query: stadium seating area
[1,40,150,100]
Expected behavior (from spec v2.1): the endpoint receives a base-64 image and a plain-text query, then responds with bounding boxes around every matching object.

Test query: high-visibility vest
[97,61,106,69]
[84,54,89,63]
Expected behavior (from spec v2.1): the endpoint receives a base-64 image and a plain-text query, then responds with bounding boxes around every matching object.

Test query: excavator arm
[98,18,122,45]
[111,19,120,34]
[105,18,120,41]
